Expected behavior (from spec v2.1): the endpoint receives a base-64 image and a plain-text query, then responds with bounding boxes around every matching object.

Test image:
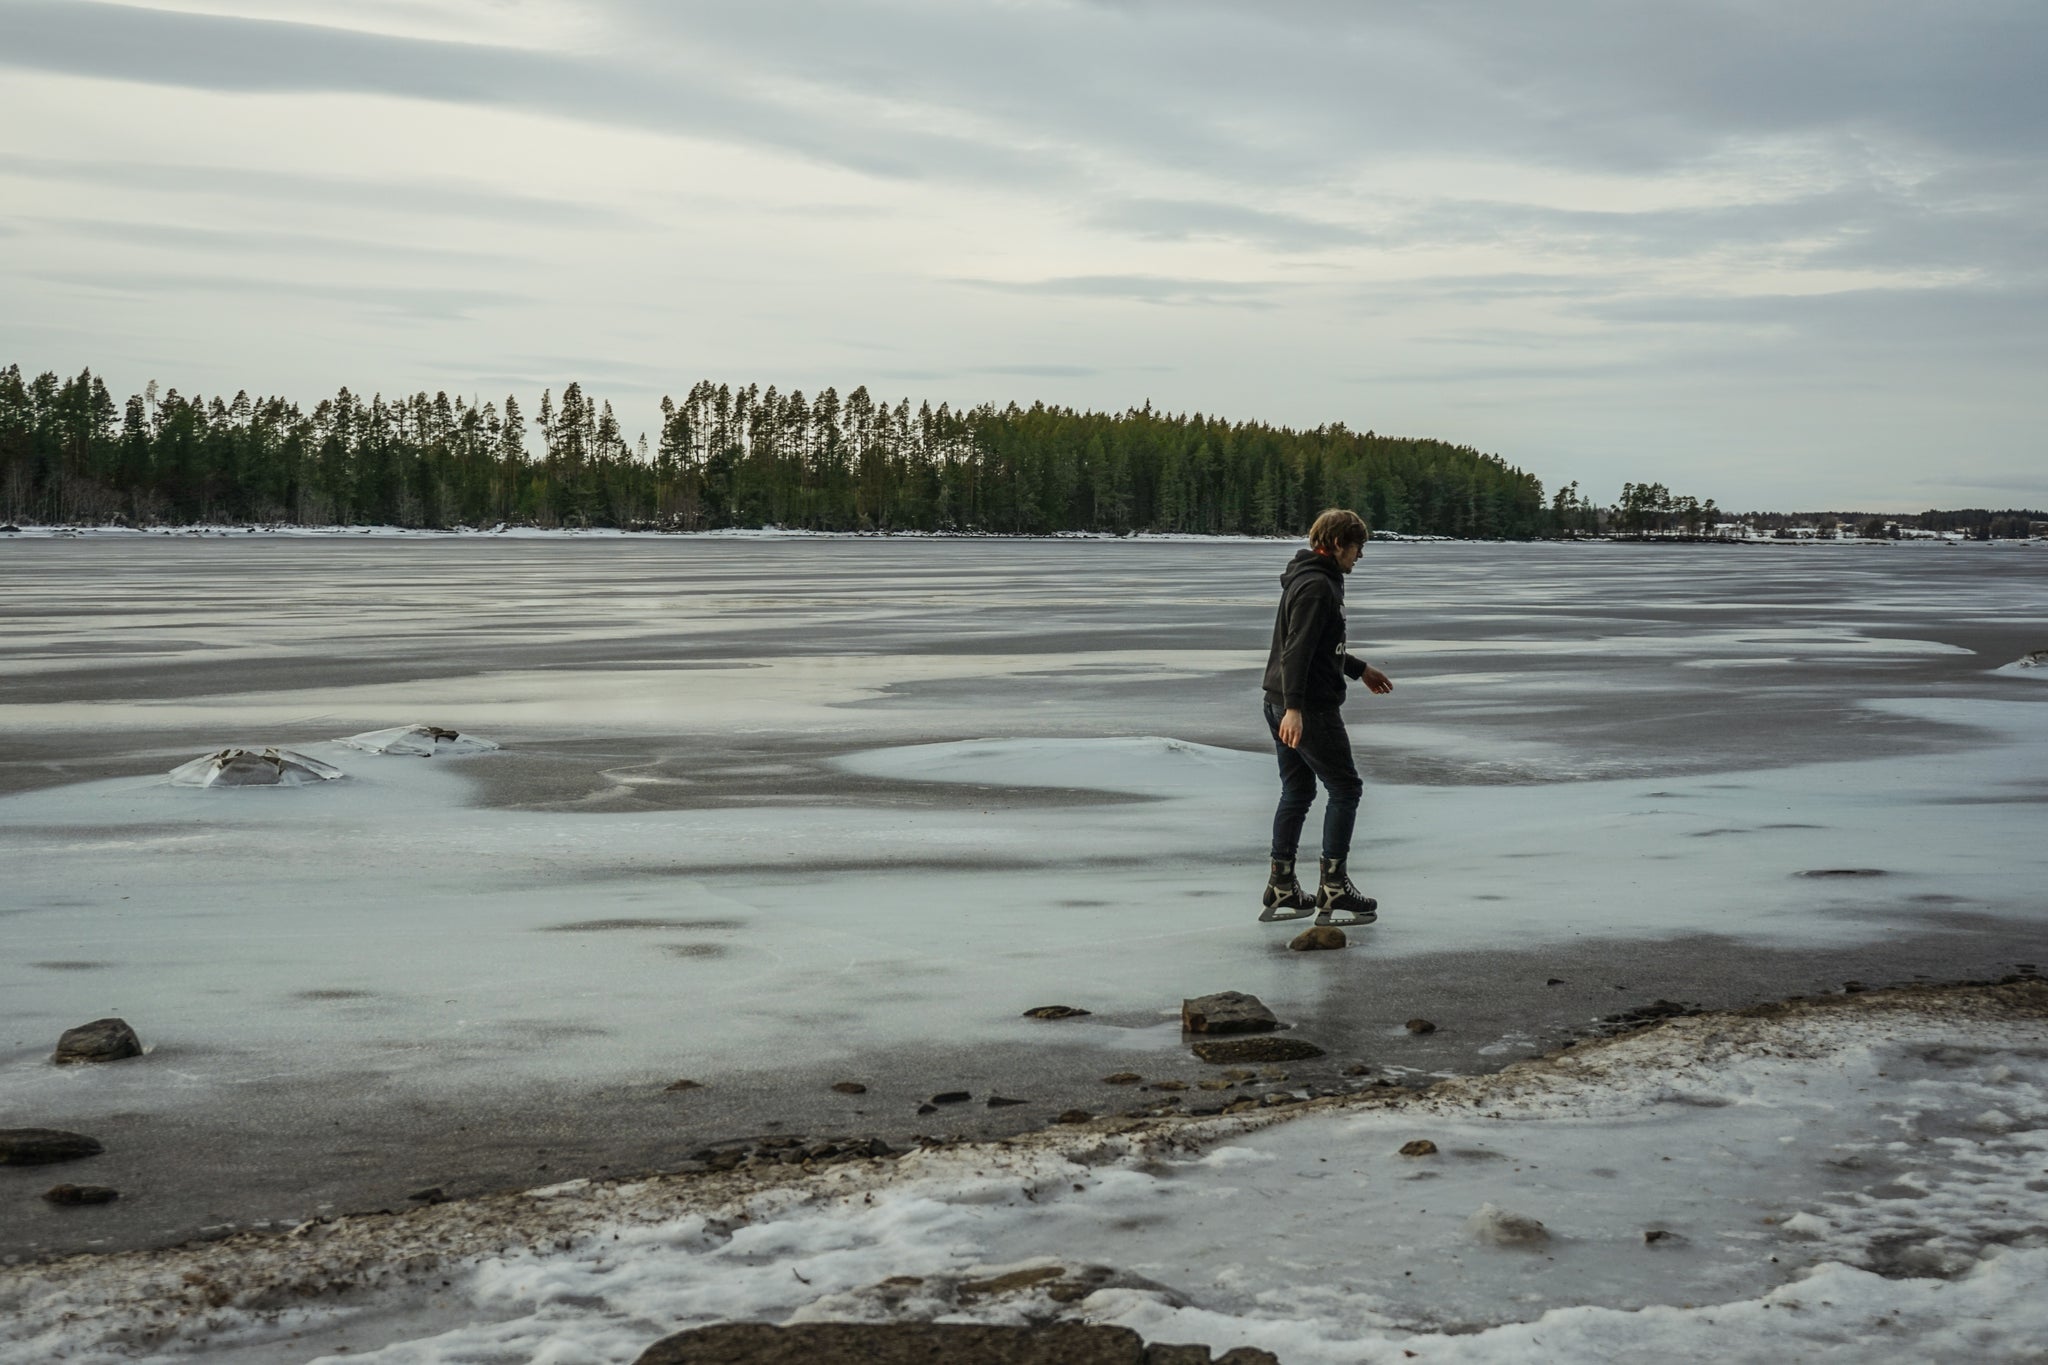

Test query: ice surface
[4,536,2047,1341]
[3,539,2046,1132]
[3,993,2044,1363]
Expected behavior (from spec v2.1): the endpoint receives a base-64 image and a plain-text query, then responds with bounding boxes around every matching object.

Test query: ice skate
[1258,857,1316,922]
[1315,855,1378,926]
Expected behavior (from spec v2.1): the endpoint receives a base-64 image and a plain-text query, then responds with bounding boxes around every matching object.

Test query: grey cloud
[43,218,526,266]
[972,364,1103,379]
[35,270,523,322]
[1,1,1068,188]
[1584,283,2048,351]
[958,275,1285,308]
[0,153,629,226]
[1907,474,2048,498]
[1091,199,1368,252]
[11,2,2045,284]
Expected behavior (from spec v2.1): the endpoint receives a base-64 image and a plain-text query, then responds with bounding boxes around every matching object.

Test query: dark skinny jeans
[1264,701,1363,864]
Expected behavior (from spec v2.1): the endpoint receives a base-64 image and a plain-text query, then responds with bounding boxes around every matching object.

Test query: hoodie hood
[1281,548,1340,590]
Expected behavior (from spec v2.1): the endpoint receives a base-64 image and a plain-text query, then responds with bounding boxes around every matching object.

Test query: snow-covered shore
[4,522,2039,546]
[4,983,2044,1364]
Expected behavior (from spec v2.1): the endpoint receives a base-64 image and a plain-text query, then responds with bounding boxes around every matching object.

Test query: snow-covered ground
[3,985,2044,1363]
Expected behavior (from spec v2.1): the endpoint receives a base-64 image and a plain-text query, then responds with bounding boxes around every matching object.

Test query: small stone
[928,1091,971,1105]
[1343,1063,1372,1077]
[831,1081,868,1094]
[41,1184,119,1206]
[1147,1345,1215,1365]
[1546,978,1566,986]
[1197,1079,1233,1091]
[1644,1228,1686,1245]
[1215,1351,1283,1365]
[916,1103,938,1115]
[406,1186,447,1204]
[1287,926,1347,951]
[1405,1018,1437,1034]
[664,1079,703,1092]
[1399,1139,1438,1156]
[1191,1037,1325,1064]
[1100,1072,1142,1085]
[1146,1079,1188,1091]
[1466,1202,1550,1247]
[0,1129,104,1166]
[1223,1068,1256,1081]
[1259,1068,1289,1081]
[985,1096,1027,1108]
[1055,1109,1093,1124]
[1181,991,1280,1035]
[1022,1005,1092,1020]
[52,1018,142,1065]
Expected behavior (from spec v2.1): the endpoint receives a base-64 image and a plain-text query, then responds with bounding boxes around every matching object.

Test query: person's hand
[1363,666,1393,695]
[1278,708,1304,748]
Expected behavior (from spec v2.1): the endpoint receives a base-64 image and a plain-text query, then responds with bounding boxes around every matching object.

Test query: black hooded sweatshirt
[1261,548,1368,711]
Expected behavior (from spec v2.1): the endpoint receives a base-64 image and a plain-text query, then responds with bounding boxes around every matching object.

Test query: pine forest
[1,365,1551,537]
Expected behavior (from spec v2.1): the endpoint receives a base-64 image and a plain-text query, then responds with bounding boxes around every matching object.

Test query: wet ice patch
[340,723,501,756]
[165,747,344,787]
[833,735,1262,797]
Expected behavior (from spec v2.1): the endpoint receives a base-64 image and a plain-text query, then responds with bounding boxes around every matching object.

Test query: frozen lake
[3,534,2046,1261]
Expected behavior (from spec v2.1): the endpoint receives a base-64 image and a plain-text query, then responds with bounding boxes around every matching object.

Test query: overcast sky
[3,0,2043,510]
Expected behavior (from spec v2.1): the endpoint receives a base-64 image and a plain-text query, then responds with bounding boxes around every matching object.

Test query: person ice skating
[1258,508,1393,926]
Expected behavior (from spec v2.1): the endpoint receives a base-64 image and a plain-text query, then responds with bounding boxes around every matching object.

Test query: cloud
[33,269,524,322]
[0,152,629,225]
[972,363,1104,379]
[1089,198,1369,252]
[957,274,1285,308]
[0,1,1070,188]
[41,218,526,266]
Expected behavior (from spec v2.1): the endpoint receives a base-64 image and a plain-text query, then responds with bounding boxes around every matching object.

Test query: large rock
[1181,992,1278,1035]
[52,1017,142,1065]
[1287,926,1346,951]
[1191,1037,1325,1064]
[634,1325,1273,1365]
[634,1323,1148,1364]
[0,1129,105,1166]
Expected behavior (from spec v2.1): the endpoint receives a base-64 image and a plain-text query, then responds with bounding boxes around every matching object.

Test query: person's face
[1334,540,1363,574]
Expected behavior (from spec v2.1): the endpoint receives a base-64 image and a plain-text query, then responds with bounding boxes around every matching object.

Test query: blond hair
[1307,508,1368,553]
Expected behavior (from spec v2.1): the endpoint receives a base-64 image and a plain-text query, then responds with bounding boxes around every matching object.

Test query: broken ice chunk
[167,748,344,788]
[339,724,500,756]
[1465,1202,1550,1247]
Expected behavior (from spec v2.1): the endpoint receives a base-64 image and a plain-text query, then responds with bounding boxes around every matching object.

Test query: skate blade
[1258,904,1316,923]
[1315,910,1378,927]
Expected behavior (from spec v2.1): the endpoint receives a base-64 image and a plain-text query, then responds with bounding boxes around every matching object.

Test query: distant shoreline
[3,522,2038,547]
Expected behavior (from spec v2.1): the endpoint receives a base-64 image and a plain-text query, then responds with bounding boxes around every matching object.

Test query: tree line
[1,365,1553,537]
